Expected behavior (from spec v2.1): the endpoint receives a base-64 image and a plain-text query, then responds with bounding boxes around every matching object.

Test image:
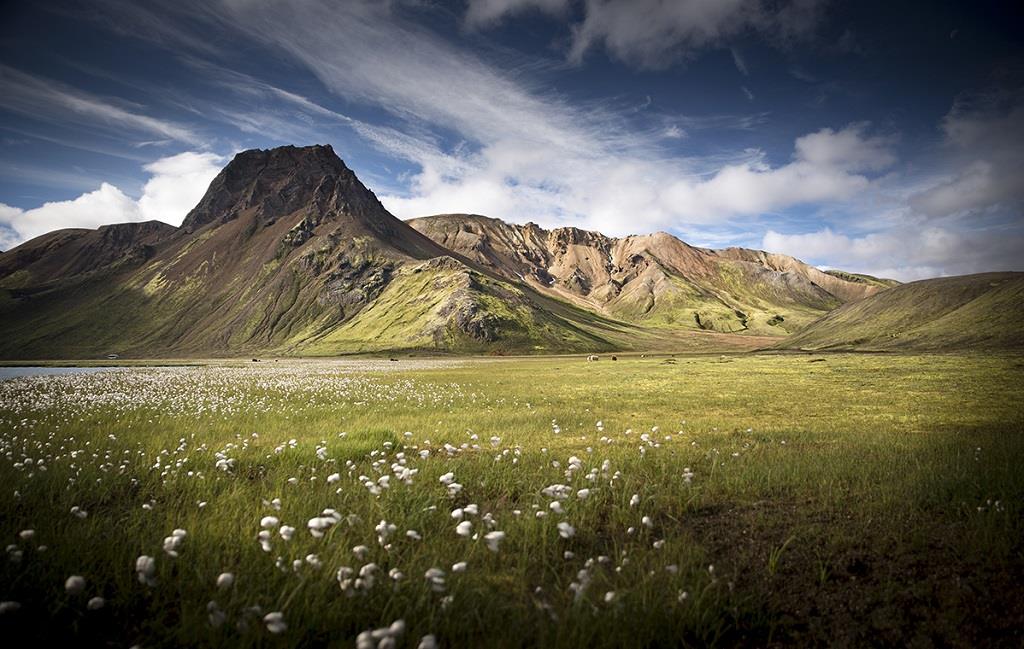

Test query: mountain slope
[779,272,1024,351]
[1,146,779,358]
[1,146,653,358]
[408,213,887,336]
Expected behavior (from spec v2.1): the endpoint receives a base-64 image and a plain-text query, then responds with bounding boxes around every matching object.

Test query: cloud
[731,47,749,75]
[909,88,1024,217]
[464,0,570,29]
[0,65,200,146]
[762,225,1024,282]
[0,151,222,248]
[566,0,824,68]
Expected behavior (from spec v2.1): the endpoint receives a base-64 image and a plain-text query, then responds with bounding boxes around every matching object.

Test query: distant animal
[611,356,617,361]
[251,358,260,362]
[587,354,599,362]
[389,358,398,362]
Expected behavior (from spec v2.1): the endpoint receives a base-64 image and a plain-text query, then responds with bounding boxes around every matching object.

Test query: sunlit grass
[1,353,1021,647]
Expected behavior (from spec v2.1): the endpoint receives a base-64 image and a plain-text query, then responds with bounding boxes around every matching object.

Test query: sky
[0,0,1022,281]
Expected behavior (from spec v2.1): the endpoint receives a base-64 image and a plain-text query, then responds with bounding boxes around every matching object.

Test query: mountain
[0,145,773,358]
[407,214,887,336]
[779,272,1024,351]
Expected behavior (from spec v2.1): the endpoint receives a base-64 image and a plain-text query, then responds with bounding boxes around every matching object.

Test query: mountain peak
[180,144,380,231]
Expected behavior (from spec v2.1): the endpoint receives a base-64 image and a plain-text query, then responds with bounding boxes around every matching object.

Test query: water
[0,366,123,380]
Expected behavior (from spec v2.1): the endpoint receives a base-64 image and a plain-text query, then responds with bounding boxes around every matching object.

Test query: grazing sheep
[587,354,599,362]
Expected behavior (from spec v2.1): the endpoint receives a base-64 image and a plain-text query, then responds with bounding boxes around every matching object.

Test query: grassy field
[1,353,1022,647]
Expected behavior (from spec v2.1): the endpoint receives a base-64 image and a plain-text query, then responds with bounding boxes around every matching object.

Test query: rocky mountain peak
[180,144,386,232]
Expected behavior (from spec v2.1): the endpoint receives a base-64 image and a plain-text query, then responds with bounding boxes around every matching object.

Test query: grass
[0,352,1022,647]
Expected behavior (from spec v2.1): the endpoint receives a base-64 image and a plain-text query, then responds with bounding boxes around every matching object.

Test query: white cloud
[567,0,824,68]
[0,64,200,146]
[731,47,749,75]
[762,226,1024,282]
[464,0,570,29]
[909,89,1024,217]
[0,151,222,249]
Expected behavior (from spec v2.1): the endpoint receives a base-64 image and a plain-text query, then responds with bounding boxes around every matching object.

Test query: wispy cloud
[0,65,200,146]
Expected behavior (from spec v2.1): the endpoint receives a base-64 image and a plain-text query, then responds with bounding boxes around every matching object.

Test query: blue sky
[0,0,1022,280]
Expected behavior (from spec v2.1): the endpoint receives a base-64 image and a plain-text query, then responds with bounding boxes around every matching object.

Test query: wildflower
[279,525,295,541]
[70,506,88,519]
[629,494,640,507]
[207,601,226,627]
[424,567,446,592]
[327,473,341,484]
[135,555,157,586]
[557,522,576,539]
[604,591,616,603]
[576,489,591,500]
[163,528,187,557]
[260,516,280,529]
[549,501,564,515]
[18,530,34,541]
[641,516,653,528]
[65,575,86,595]
[352,545,370,560]
[418,635,438,649]
[455,521,472,537]
[483,531,506,552]
[0,601,20,615]
[438,472,455,485]
[452,561,468,572]
[87,596,105,610]
[264,611,287,634]
[216,572,235,589]
[450,507,464,519]
[406,529,422,541]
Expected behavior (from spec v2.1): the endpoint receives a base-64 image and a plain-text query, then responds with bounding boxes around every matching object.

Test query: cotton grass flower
[87,596,105,610]
[163,528,187,557]
[418,635,438,649]
[64,575,86,595]
[135,555,156,586]
[216,572,234,589]
[557,522,576,539]
[260,516,280,529]
[0,601,20,615]
[455,521,472,537]
[483,530,506,552]
[263,611,287,634]
[452,561,468,573]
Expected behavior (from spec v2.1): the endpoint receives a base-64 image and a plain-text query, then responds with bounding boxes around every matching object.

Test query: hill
[408,214,886,336]
[0,146,772,358]
[779,272,1024,351]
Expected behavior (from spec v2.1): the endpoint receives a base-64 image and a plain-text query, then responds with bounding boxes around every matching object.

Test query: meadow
[0,353,1022,647]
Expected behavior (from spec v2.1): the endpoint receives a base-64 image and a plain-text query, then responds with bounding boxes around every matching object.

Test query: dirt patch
[684,501,1024,647]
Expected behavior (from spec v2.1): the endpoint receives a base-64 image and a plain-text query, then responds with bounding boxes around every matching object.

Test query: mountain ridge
[0,143,961,359]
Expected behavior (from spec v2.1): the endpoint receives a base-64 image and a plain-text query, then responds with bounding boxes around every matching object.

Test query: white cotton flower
[87,596,105,610]
[64,575,86,595]
[406,529,422,541]
[327,472,341,484]
[352,545,370,560]
[279,525,295,541]
[264,611,287,634]
[424,568,446,592]
[641,516,653,528]
[464,503,479,515]
[483,531,506,552]
[576,489,590,500]
[557,522,576,539]
[438,472,455,485]
[455,521,472,537]
[260,516,280,529]
[135,555,157,584]
[452,561,468,573]
[418,635,438,649]
[604,591,616,603]
[629,494,640,507]
[18,530,34,541]
[216,572,235,589]
[0,601,20,614]
[450,508,464,519]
